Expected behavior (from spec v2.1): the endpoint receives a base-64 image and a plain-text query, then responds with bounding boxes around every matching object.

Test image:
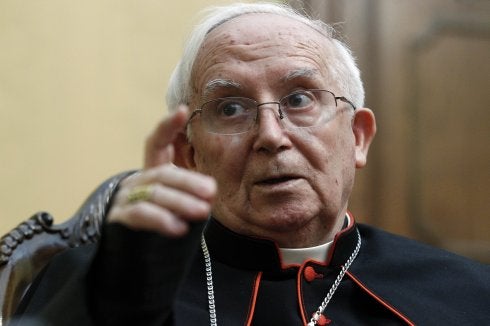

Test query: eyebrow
[281,68,320,83]
[203,79,242,99]
[202,68,319,99]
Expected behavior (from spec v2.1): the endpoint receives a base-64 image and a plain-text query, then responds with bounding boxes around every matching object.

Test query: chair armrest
[0,171,136,321]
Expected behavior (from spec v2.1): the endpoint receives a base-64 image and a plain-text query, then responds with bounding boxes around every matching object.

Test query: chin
[252,206,320,233]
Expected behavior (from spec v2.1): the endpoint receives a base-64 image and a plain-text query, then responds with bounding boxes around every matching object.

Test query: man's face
[181,14,373,247]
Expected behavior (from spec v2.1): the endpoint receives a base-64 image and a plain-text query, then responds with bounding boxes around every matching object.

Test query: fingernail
[177,104,189,114]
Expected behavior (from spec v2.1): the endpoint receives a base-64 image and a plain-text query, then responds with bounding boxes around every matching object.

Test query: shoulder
[357,223,488,272]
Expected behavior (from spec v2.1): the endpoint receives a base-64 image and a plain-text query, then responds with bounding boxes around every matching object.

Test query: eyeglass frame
[186,89,357,135]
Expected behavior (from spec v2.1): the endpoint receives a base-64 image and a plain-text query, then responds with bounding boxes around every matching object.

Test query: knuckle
[126,202,152,218]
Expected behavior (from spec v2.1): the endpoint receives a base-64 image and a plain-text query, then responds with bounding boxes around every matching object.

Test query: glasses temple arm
[335,96,356,110]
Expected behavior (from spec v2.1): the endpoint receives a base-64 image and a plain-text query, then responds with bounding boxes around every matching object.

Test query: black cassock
[13,214,490,325]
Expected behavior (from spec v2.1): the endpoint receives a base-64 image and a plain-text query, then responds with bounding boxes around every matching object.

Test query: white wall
[0,0,259,232]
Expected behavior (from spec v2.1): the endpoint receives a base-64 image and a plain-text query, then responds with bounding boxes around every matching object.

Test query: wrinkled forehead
[199,13,332,60]
[191,13,334,94]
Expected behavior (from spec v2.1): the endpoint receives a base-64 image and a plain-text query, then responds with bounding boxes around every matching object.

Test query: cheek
[332,131,357,197]
[293,127,346,170]
[329,131,357,184]
[193,134,248,184]
[300,123,356,185]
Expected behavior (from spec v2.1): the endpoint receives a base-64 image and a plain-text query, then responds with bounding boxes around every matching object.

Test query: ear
[173,131,197,169]
[352,108,376,168]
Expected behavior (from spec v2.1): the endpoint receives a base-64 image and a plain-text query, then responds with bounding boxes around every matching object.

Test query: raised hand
[107,106,216,237]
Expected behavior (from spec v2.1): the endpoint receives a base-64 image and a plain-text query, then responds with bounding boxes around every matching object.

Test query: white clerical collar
[279,241,332,265]
[279,214,350,265]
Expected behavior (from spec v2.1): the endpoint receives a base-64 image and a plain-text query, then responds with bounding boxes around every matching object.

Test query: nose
[252,103,292,153]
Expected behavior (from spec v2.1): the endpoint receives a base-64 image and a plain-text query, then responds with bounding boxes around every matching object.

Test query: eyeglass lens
[200,90,338,135]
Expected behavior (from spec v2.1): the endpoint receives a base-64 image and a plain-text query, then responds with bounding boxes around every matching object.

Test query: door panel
[296,0,490,262]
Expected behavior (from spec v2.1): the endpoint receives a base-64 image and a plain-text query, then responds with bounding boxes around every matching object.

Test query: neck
[202,214,359,273]
[278,213,350,264]
[214,210,348,248]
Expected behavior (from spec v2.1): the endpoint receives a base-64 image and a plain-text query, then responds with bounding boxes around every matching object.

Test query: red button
[317,313,331,325]
[310,313,331,325]
[304,266,323,282]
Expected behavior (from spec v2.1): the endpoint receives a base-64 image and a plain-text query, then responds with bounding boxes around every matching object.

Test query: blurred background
[1,0,489,262]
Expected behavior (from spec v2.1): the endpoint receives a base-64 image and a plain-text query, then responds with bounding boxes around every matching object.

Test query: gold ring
[127,185,153,203]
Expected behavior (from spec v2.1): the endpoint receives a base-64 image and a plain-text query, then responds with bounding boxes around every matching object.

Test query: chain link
[202,228,361,326]
[308,229,361,326]
[201,235,218,326]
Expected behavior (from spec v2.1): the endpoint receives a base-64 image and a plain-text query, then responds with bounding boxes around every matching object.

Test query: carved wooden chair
[0,172,132,323]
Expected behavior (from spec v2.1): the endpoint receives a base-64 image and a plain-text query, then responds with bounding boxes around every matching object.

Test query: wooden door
[293,0,490,262]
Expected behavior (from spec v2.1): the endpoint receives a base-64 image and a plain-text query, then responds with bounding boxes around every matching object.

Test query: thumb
[144,105,189,169]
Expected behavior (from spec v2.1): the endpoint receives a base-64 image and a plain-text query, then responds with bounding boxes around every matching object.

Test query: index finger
[144,105,189,169]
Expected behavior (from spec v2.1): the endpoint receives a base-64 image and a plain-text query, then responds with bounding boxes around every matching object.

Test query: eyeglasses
[187,89,356,135]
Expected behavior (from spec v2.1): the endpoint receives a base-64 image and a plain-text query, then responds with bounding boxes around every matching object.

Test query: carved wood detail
[0,171,135,321]
[0,174,125,266]
[0,212,56,265]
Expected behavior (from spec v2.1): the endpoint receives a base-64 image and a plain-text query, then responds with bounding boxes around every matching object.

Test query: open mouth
[257,176,297,185]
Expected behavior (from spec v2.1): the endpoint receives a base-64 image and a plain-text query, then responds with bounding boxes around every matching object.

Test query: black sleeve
[87,221,205,326]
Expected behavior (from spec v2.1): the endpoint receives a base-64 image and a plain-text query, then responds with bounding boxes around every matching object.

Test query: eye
[283,92,314,109]
[220,102,243,116]
[212,99,250,119]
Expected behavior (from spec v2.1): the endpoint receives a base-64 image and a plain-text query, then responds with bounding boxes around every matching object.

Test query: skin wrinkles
[193,52,331,106]
[183,14,368,247]
[192,27,330,100]
[200,69,325,107]
[194,45,326,96]
[203,79,242,101]
[281,68,320,84]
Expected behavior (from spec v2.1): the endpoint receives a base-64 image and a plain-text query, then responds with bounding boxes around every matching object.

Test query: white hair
[166,2,364,113]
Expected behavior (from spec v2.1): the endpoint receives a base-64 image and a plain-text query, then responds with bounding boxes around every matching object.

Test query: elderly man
[13,2,489,326]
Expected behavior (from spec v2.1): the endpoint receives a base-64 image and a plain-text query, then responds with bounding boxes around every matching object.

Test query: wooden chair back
[0,172,131,322]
